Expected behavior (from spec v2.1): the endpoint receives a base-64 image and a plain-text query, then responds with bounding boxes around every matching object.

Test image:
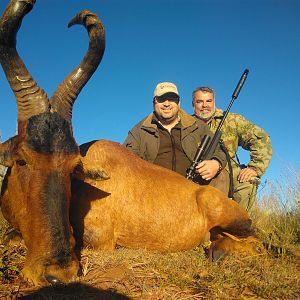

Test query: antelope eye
[16,159,27,166]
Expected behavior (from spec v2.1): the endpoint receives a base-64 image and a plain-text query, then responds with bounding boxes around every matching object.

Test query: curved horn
[0,0,50,121]
[50,10,105,123]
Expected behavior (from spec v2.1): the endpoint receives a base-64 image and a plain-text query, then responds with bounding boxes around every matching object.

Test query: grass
[0,244,299,299]
[250,169,300,257]
[0,170,299,299]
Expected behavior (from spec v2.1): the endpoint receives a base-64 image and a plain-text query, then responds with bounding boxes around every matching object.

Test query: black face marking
[42,171,72,265]
[27,112,78,155]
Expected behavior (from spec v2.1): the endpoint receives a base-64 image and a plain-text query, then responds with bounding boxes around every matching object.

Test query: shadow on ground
[17,282,131,300]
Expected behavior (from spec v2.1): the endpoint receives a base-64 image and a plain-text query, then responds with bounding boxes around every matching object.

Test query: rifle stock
[186,135,211,180]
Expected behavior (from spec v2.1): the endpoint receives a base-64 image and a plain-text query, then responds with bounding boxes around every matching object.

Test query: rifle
[186,69,249,180]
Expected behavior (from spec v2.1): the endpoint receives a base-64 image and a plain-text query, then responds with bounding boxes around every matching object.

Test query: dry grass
[250,168,300,257]
[0,242,299,299]
[0,170,300,299]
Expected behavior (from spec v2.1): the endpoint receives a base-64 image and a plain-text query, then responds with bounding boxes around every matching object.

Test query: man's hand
[238,167,258,183]
[195,159,221,181]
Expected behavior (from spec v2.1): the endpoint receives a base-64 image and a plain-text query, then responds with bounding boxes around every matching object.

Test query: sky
[0,0,299,186]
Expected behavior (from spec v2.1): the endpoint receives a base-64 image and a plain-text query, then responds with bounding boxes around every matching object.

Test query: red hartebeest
[0,0,261,286]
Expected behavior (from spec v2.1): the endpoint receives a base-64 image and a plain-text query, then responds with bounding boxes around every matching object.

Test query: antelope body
[0,0,259,286]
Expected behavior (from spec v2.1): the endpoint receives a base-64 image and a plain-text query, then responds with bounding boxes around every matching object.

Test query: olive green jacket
[195,108,272,177]
[123,109,227,168]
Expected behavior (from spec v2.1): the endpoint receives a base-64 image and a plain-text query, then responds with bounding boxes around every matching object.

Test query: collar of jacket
[213,108,224,119]
[141,109,196,131]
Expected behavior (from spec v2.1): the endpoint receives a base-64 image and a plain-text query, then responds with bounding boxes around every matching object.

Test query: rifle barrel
[232,69,249,99]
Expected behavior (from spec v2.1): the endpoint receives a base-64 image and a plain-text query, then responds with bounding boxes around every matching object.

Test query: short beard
[196,106,215,122]
[197,111,214,122]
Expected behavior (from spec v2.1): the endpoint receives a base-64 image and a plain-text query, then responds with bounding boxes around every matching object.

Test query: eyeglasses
[154,96,180,104]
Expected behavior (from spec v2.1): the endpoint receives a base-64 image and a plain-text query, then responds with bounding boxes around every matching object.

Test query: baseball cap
[153,82,179,98]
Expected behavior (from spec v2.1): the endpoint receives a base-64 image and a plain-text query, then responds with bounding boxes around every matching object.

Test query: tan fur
[0,0,251,287]
[1,144,81,285]
[71,140,254,253]
[209,234,265,261]
[1,139,259,285]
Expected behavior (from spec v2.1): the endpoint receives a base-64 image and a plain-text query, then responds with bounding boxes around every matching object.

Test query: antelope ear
[0,136,18,167]
[73,159,110,181]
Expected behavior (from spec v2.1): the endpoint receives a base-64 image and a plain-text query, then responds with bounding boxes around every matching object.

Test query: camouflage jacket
[194,108,272,177]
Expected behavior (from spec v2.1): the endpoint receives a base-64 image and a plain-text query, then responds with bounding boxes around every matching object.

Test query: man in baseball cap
[152,82,181,129]
[123,82,228,193]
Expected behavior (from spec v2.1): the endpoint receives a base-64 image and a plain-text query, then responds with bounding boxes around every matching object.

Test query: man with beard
[124,82,228,191]
[192,86,272,211]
